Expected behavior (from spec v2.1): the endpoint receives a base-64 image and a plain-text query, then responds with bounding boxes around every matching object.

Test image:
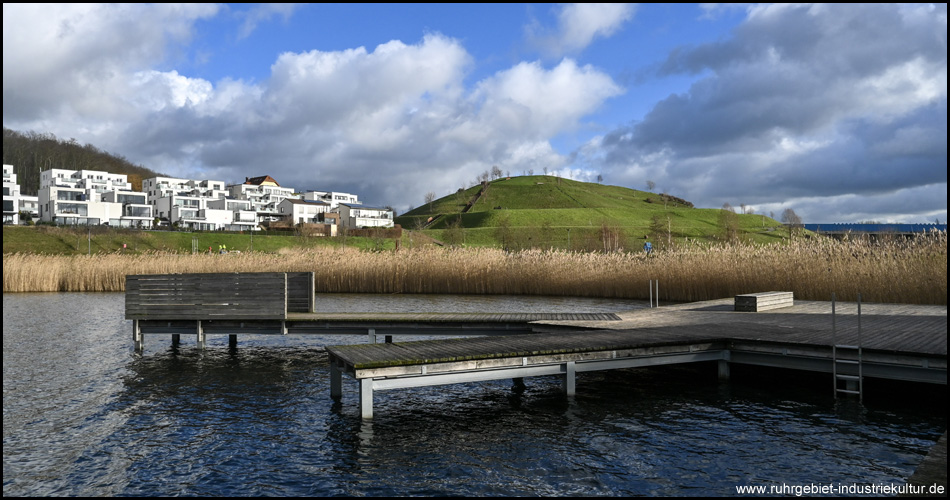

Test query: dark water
[3,293,945,496]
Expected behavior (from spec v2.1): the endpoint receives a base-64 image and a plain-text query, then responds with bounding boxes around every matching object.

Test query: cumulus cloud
[2,4,219,124]
[528,3,636,58]
[594,3,947,222]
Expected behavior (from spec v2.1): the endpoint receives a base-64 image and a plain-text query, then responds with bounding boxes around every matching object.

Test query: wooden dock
[124,273,946,422]
[326,298,946,418]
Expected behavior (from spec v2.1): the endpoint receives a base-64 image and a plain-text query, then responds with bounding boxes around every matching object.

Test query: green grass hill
[395,175,787,250]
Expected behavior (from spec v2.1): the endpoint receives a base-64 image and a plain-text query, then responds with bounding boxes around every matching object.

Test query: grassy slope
[396,175,787,247]
[2,226,402,255]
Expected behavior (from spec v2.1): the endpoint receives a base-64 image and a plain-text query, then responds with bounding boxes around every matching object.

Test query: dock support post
[718,360,730,381]
[172,334,180,347]
[719,351,731,381]
[368,328,376,344]
[229,334,237,348]
[133,320,143,353]
[196,320,205,350]
[359,379,373,419]
[330,363,342,400]
[562,361,576,396]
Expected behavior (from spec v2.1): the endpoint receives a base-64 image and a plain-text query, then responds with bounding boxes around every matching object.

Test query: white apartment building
[277,198,330,224]
[228,176,298,222]
[143,176,260,230]
[41,168,132,193]
[207,198,258,231]
[143,176,228,200]
[3,164,20,224]
[100,190,153,228]
[19,195,39,222]
[38,169,152,227]
[338,203,394,229]
[302,190,360,210]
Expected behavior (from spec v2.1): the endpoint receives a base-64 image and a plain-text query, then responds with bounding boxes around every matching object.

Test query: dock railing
[126,272,315,351]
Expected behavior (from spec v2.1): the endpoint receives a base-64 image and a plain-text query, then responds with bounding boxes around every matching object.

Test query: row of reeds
[3,233,946,304]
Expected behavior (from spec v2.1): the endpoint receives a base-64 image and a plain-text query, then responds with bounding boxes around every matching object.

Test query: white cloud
[2,4,219,122]
[473,59,623,138]
[236,3,299,40]
[528,3,636,57]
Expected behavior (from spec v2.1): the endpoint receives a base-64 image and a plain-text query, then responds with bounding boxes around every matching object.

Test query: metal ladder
[832,293,863,402]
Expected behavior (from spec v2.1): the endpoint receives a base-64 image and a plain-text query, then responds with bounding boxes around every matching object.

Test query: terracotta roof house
[244,175,281,187]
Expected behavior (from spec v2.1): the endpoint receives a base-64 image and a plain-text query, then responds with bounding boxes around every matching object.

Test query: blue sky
[3,3,946,223]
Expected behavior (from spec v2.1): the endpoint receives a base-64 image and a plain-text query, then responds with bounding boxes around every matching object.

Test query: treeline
[2,127,163,194]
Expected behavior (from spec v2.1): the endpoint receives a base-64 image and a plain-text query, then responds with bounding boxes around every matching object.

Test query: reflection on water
[3,292,945,496]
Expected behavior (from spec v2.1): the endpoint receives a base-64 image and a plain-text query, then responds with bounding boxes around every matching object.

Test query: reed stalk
[3,233,946,305]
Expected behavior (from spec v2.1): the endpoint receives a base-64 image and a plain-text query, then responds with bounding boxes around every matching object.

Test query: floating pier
[327,298,946,419]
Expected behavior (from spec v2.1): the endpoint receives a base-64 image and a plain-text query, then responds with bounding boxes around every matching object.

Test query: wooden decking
[326,299,946,418]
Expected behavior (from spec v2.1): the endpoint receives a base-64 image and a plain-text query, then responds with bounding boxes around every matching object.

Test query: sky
[3,3,947,223]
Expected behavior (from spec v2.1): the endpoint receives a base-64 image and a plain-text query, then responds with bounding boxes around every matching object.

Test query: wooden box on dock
[735,291,794,312]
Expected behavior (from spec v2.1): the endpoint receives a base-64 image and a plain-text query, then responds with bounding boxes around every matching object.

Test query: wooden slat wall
[126,273,288,320]
[287,272,315,313]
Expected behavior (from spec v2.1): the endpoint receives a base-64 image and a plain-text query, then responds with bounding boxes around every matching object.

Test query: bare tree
[781,208,802,239]
[646,180,656,192]
[425,191,435,210]
[491,165,503,180]
[719,208,739,243]
[597,174,603,183]
[722,202,735,213]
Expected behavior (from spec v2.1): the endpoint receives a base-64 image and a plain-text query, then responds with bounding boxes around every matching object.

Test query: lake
[2,292,944,496]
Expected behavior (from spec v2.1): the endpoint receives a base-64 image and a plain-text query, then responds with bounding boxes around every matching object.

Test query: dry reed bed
[3,234,946,305]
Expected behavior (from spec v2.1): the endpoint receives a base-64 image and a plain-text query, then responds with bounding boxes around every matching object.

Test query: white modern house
[302,190,361,210]
[19,195,39,222]
[143,176,228,201]
[38,168,152,227]
[228,176,298,222]
[41,168,132,193]
[3,164,21,225]
[100,190,153,228]
[144,176,257,230]
[277,198,331,224]
[206,198,258,231]
[338,203,394,229]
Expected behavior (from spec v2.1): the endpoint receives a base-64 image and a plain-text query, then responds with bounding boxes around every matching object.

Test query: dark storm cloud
[596,3,947,222]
